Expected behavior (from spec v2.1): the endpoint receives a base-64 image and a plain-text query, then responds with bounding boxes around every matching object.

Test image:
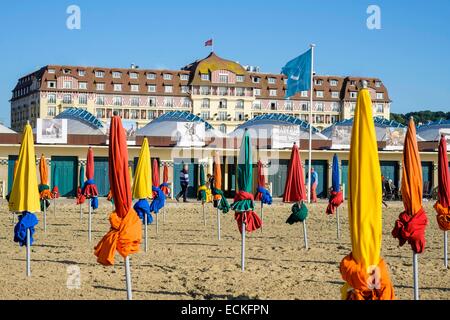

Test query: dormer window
[95,71,105,78]
[375,81,382,88]
[180,74,189,81]
[236,75,244,82]
[163,73,173,80]
[48,69,56,74]
[130,72,139,79]
[63,69,71,74]
[252,76,260,83]
[330,79,338,86]
[314,79,323,85]
[201,74,209,81]
[268,77,276,84]
[113,71,122,79]
[147,73,156,80]
[78,70,86,77]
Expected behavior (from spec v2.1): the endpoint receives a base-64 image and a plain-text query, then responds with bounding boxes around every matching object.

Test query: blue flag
[281,49,312,98]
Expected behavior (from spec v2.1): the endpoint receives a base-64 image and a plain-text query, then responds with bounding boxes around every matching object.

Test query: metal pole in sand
[260,202,264,233]
[445,231,448,269]
[336,207,341,239]
[217,206,221,240]
[79,204,82,221]
[241,212,246,272]
[125,256,132,300]
[144,214,148,253]
[43,204,47,233]
[303,219,309,249]
[88,198,92,242]
[203,202,206,226]
[26,228,31,277]
[53,197,56,217]
[413,253,419,300]
[156,213,159,235]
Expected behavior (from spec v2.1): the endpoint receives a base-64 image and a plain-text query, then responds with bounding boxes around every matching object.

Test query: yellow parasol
[132,137,152,199]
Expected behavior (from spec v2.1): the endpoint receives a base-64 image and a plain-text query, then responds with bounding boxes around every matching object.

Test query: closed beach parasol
[212,152,230,240]
[77,164,85,220]
[326,153,344,238]
[284,142,309,249]
[150,158,164,233]
[132,137,153,252]
[255,160,272,232]
[51,167,59,217]
[434,135,450,268]
[198,164,208,226]
[339,82,395,300]
[9,122,40,277]
[94,114,142,300]
[83,147,99,242]
[160,163,170,196]
[38,154,52,231]
[392,117,428,299]
[231,129,262,271]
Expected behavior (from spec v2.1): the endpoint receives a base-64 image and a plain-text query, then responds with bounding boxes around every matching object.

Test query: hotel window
[218,87,228,96]
[148,97,156,107]
[236,100,244,109]
[164,85,173,93]
[182,98,191,108]
[148,85,156,92]
[218,124,227,134]
[269,89,277,96]
[113,72,122,79]
[163,73,173,80]
[131,97,140,107]
[201,99,210,109]
[147,73,156,80]
[375,81,382,88]
[96,96,105,105]
[79,82,87,90]
[164,97,174,107]
[114,109,122,117]
[236,75,244,82]
[96,83,105,91]
[252,77,260,83]
[96,108,105,118]
[316,102,324,111]
[301,103,309,111]
[219,99,227,109]
[47,106,56,116]
[350,80,356,86]
[48,69,56,74]
[48,81,56,88]
[47,94,56,104]
[331,102,340,112]
[375,104,384,113]
[200,86,210,95]
[236,87,244,96]
[314,79,323,85]
[200,74,209,81]
[181,85,189,93]
[78,94,87,105]
[331,91,339,99]
[252,101,261,110]
[78,70,86,77]
[285,101,293,110]
[130,109,139,119]
[200,111,210,120]
[330,79,338,86]
[235,112,245,121]
[331,115,340,123]
[218,112,228,121]
[268,77,276,84]
[350,102,356,112]
[254,88,261,96]
[147,110,156,120]
[95,71,105,78]
[376,92,384,99]
[114,84,122,91]
[284,78,288,84]
[113,96,123,106]
[219,74,229,83]
[301,91,308,97]
[316,115,324,123]
[130,72,139,79]
[131,84,139,92]
[180,74,189,81]
[316,91,324,98]
[270,101,278,110]
[63,94,72,104]
[63,69,71,74]
[350,91,357,98]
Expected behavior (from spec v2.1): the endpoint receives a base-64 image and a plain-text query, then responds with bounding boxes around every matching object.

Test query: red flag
[205,39,213,47]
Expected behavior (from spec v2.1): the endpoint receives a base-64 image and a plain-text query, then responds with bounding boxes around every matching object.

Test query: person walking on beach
[176,164,189,202]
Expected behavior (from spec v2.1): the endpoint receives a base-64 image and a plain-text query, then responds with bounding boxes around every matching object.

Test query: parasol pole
[79,204,82,221]
[124,256,132,300]
[53,197,56,217]
[217,206,221,240]
[156,213,159,235]
[307,44,315,204]
[43,203,47,232]
[413,252,419,300]
[203,202,206,226]
[241,211,246,272]
[144,213,148,252]
[445,231,448,269]
[260,201,264,233]
[303,219,309,249]
[12,213,15,225]
[26,227,31,277]
[336,207,341,239]
[88,198,92,242]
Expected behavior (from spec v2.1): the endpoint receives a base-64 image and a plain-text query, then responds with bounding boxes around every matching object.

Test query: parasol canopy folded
[160,163,170,196]
[283,143,307,203]
[435,135,450,231]
[326,153,344,215]
[255,160,272,205]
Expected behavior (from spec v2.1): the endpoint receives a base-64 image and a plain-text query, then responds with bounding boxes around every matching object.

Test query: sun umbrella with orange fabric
[160,163,170,196]
[212,151,229,240]
[284,142,309,249]
[94,114,142,300]
[255,160,272,232]
[38,154,52,232]
[339,81,395,300]
[392,117,428,299]
[434,135,450,268]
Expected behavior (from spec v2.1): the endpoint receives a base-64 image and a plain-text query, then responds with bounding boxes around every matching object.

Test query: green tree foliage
[390,111,450,125]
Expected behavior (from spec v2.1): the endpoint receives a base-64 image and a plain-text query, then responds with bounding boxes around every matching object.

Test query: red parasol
[160,163,170,196]
[283,143,307,202]
[255,160,265,201]
[435,135,450,231]
[152,159,160,198]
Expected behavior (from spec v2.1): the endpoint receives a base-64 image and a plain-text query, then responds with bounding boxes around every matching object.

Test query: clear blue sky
[0,0,449,126]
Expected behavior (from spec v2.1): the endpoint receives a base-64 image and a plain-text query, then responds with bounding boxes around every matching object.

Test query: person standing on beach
[176,164,189,202]
[310,167,319,203]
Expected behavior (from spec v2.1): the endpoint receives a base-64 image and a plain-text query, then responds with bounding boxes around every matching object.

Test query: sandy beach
[0,198,448,300]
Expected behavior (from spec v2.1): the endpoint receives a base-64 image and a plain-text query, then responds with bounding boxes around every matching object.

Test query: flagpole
[307,44,315,204]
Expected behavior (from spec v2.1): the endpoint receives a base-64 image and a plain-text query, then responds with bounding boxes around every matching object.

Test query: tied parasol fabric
[82,147,99,199]
[160,163,170,196]
[212,152,229,213]
[326,154,344,215]
[435,135,450,231]
[76,164,85,205]
[283,143,307,203]
[392,118,428,253]
[6,160,18,202]
[134,199,153,225]
[212,188,230,213]
[286,202,308,224]
[234,191,262,233]
[197,164,207,202]
[255,160,272,205]
[51,167,59,198]
[340,86,395,300]
[38,154,53,201]
[94,115,142,266]
[14,212,39,246]
[132,137,153,225]
[150,186,165,214]
[107,189,114,205]
[152,158,159,199]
